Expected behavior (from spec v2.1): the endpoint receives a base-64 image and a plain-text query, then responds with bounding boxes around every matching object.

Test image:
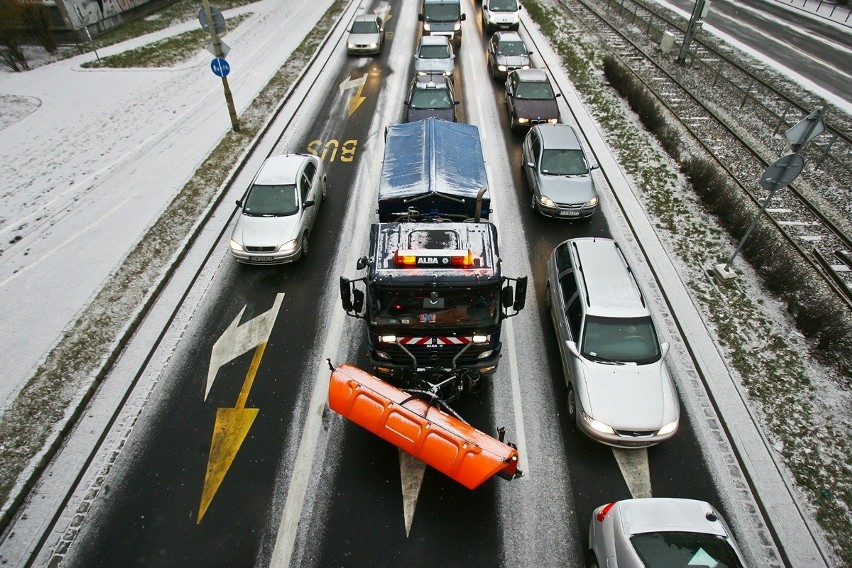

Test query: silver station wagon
[545,238,680,447]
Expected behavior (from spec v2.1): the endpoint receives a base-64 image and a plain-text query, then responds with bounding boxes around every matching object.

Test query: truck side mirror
[501,285,514,308]
[356,256,368,270]
[513,276,527,311]
[340,277,353,312]
[353,289,365,313]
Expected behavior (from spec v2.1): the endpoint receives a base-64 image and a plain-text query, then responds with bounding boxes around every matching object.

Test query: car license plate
[559,210,580,217]
[250,256,276,262]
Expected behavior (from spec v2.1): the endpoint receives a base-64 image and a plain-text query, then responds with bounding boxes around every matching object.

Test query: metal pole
[677,0,705,64]
[201,0,240,132]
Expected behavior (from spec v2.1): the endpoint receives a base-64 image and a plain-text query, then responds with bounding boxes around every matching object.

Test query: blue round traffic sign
[211,57,230,77]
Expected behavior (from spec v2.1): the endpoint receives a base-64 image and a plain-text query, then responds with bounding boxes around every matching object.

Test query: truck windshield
[371,287,500,329]
[423,5,460,22]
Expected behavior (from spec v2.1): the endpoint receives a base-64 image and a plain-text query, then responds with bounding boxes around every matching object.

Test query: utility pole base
[712,263,737,284]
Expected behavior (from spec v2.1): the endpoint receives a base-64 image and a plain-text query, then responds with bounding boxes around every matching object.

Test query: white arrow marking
[338,74,367,94]
[612,448,652,498]
[205,293,284,400]
[399,449,427,537]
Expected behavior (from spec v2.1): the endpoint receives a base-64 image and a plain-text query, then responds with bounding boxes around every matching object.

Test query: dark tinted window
[631,532,744,568]
[581,316,661,364]
[243,184,298,216]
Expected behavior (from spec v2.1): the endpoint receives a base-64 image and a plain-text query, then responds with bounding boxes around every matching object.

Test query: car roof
[413,74,451,88]
[494,31,524,43]
[352,14,379,23]
[534,124,582,150]
[568,238,649,319]
[419,35,451,46]
[512,68,549,82]
[254,155,305,185]
[613,499,730,538]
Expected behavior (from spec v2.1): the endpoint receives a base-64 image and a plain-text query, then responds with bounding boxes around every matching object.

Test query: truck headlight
[379,335,397,343]
[476,350,494,359]
[581,412,615,435]
[375,350,391,360]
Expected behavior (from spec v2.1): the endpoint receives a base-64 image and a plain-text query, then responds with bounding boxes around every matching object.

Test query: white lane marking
[338,74,368,93]
[205,292,284,400]
[503,315,530,478]
[399,450,427,537]
[611,448,652,498]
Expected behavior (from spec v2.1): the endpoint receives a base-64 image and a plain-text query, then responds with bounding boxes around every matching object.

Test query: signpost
[199,0,239,132]
[714,108,825,282]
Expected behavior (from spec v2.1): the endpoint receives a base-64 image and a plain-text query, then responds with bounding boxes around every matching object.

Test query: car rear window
[630,532,744,568]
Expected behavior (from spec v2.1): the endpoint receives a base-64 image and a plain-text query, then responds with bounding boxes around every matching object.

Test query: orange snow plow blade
[328,364,520,490]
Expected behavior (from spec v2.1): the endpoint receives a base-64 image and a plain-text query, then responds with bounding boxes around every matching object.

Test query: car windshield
[410,87,453,109]
[423,5,460,21]
[350,20,379,34]
[490,0,519,11]
[419,44,451,59]
[581,316,661,363]
[631,532,744,568]
[540,149,589,175]
[515,80,555,100]
[370,288,500,329]
[243,184,299,217]
[497,40,527,56]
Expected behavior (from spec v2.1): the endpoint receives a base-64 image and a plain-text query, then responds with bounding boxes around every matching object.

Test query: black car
[404,74,459,123]
[504,68,560,131]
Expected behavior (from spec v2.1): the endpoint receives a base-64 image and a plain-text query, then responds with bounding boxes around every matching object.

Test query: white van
[481,0,521,34]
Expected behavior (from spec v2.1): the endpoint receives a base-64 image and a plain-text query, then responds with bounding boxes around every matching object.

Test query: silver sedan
[588,498,749,567]
[229,154,326,264]
[522,123,599,218]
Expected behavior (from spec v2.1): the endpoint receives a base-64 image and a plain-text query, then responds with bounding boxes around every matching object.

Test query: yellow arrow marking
[348,82,366,116]
[197,342,266,523]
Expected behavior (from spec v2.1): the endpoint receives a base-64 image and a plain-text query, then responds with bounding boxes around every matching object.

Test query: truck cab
[340,222,526,400]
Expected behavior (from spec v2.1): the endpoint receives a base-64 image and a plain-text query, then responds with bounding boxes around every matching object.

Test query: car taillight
[596,502,616,522]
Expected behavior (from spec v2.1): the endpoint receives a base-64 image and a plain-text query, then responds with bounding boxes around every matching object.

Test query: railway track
[534,0,852,308]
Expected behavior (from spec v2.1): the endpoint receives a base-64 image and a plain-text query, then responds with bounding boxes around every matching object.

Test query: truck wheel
[567,383,577,422]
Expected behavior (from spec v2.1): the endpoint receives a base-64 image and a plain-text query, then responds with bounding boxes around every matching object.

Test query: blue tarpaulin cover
[378,118,490,222]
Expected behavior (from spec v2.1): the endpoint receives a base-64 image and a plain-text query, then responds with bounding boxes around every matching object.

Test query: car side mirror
[454,100,460,105]
[590,164,600,170]
[660,342,670,357]
[529,51,534,55]
[526,161,534,168]
[235,199,243,208]
[461,13,466,20]
[566,341,580,357]
[556,93,562,98]
[303,199,315,208]
[418,13,424,21]
[482,4,488,10]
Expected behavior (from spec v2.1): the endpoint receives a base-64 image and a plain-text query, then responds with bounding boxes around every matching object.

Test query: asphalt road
[27,0,796,566]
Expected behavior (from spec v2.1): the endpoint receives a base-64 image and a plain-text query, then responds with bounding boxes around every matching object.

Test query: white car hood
[580,362,677,431]
[232,213,299,248]
[348,32,381,45]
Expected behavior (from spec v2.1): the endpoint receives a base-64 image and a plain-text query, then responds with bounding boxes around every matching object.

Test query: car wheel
[322,176,328,200]
[587,553,600,568]
[530,193,537,212]
[567,383,577,422]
